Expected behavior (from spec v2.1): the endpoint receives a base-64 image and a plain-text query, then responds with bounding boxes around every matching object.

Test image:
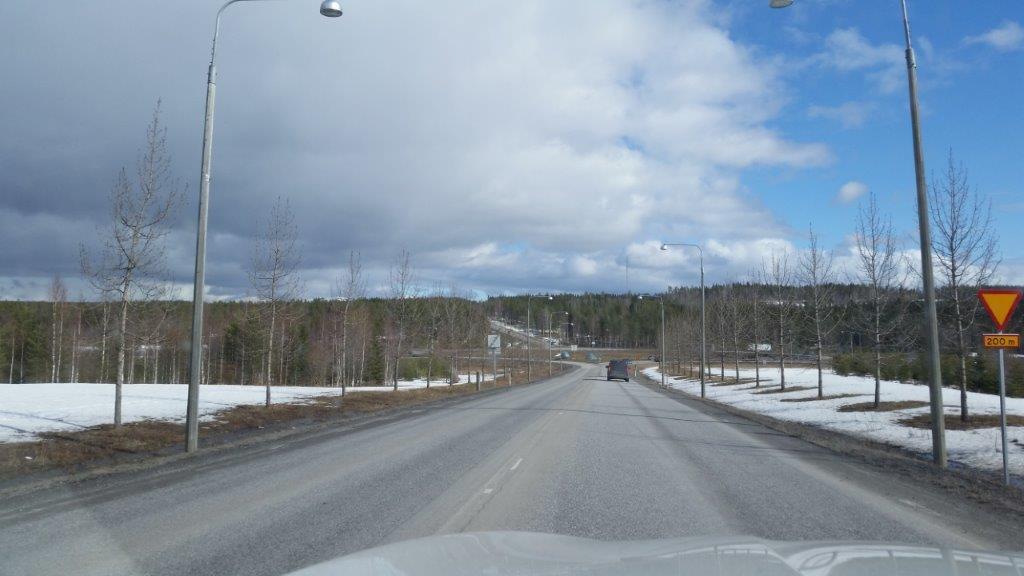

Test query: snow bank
[644,365,1024,477]
[0,374,495,443]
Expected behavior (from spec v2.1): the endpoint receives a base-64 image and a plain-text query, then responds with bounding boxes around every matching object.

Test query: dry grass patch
[0,420,184,477]
[899,413,1024,431]
[0,377,548,480]
[752,386,814,395]
[780,394,864,403]
[837,401,929,413]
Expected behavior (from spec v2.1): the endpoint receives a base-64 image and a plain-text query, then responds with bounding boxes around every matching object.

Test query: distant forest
[487,284,1024,397]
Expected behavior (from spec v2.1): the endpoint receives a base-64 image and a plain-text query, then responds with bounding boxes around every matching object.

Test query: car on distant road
[606,359,629,382]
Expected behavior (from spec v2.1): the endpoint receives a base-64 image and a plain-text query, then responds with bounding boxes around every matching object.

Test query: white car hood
[287,531,1024,576]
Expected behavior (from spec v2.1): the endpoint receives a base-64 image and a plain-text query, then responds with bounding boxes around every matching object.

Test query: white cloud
[964,21,1024,52]
[816,28,904,93]
[836,181,868,205]
[807,101,874,129]
[0,0,831,298]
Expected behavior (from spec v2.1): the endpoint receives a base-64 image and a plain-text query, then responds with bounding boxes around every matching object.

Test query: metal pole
[526,296,532,382]
[186,9,228,454]
[492,349,498,387]
[999,345,1009,485]
[901,0,946,467]
[548,314,553,377]
[699,253,706,398]
[660,298,666,388]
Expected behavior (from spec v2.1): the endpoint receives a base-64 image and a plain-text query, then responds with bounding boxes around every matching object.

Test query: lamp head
[769,0,794,7]
[320,0,343,17]
[659,243,668,251]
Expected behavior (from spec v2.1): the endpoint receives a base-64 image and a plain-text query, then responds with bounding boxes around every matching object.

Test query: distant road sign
[487,334,501,350]
[978,289,1022,332]
[983,334,1020,349]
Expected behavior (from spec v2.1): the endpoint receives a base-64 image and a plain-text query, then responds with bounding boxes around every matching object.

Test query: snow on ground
[0,375,496,444]
[644,365,1024,477]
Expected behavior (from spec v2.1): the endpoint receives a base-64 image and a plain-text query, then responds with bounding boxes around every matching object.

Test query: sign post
[978,289,1022,485]
[487,334,500,388]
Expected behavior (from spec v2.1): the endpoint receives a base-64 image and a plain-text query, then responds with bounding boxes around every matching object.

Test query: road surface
[1,364,1020,575]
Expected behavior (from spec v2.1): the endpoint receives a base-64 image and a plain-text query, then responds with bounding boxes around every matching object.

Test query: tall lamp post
[547,310,568,377]
[185,0,342,453]
[769,0,946,468]
[661,242,705,398]
[638,294,666,388]
[526,295,535,383]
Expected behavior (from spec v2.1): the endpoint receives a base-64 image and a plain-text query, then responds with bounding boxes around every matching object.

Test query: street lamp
[661,242,705,398]
[768,0,946,468]
[185,0,341,454]
[637,294,666,388]
[320,0,343,16]
[548,310,568,377]
[525,295,541,383]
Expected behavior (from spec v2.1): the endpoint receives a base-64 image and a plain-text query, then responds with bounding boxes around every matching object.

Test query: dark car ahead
[606,359,629,382]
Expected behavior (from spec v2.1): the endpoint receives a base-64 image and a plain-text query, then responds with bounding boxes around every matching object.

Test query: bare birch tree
[48,275,68,382]
[799,225,838,398]
[929,151,999,421]
[745,269,764,387]
[388,250,417,391]
[335,250,364,395]
[250,196,301,406]
[81,103,182,426]
[726,283,743,382]
[441,283,464,385]
[854,192,904,408]
[762,252,793,390]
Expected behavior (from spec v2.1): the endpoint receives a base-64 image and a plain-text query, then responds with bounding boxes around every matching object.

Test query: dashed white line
[482,488,494,494]
[510,458,523,471]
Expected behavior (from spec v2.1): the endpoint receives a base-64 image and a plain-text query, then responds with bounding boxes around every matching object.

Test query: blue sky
[0,0,1020,299]
[731,0,1022,280]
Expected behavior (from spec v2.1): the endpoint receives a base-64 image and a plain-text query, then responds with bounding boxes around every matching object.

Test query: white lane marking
[482,488,494,494]
[510,458,523,471]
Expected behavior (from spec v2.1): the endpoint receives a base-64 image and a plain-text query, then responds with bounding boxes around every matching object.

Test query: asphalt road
[1,364,1021,575]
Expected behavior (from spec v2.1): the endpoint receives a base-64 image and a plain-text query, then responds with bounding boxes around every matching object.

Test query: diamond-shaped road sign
[978,289,1022,332]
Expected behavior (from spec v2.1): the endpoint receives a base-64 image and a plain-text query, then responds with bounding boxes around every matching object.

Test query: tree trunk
[265,301,276,407]
[815,314,823,398]
[50,301,58,382]
[55,305,65,383]
[100,302,109,384]
[70,315,79,384]
[753,301,761,387]
[953,292,969,421]
[9,332,15,384]
[733,331,740,383]
[753,346,760,388]
[719,338,725,379]
[778,316,786,391]
[873,299,881,408]
[816,340,824,399]
[115,290,129,426]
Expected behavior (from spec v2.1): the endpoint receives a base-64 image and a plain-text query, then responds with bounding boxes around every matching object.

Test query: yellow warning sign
[978,290,1022,332]
[983,334,1020,349]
